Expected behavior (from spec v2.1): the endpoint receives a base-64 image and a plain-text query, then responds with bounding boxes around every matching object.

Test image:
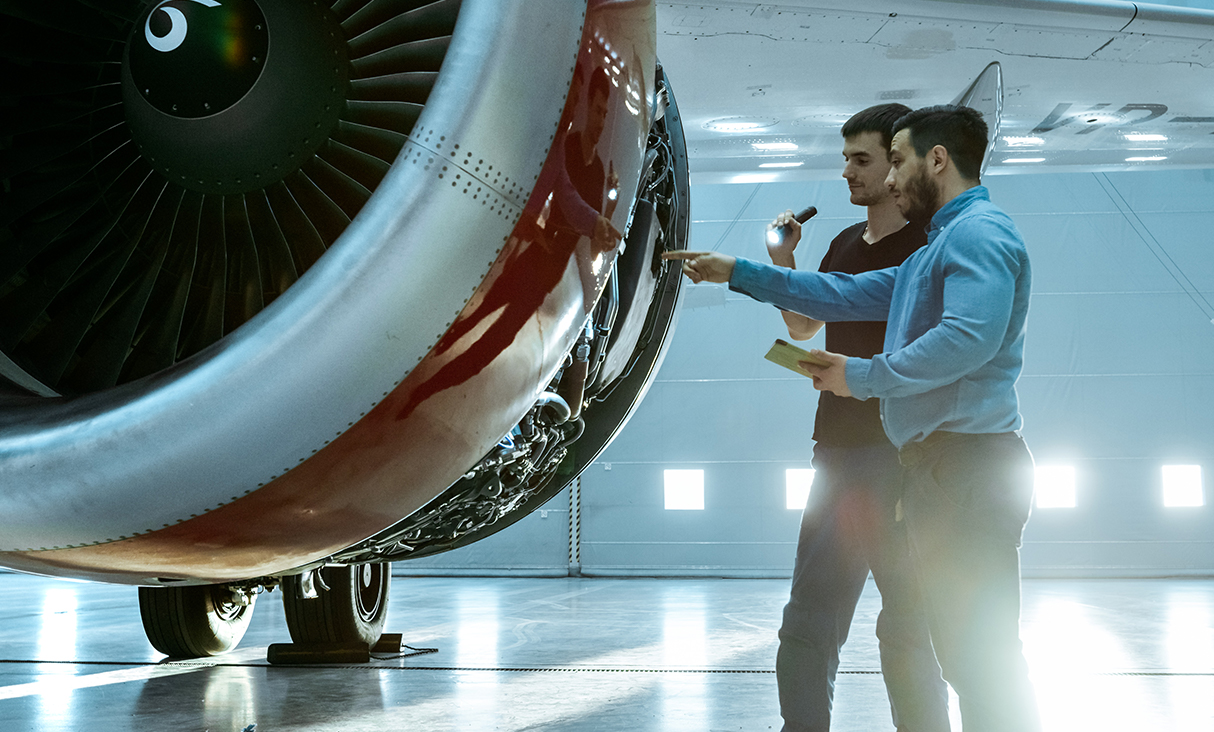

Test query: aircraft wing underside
[657,0,1214,181]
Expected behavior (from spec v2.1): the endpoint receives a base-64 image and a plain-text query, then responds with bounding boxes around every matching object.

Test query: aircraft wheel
[282,563,391,646]
[138,585,256,658]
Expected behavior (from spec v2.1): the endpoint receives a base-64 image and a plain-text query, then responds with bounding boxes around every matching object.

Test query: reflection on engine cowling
[335,64,689,564]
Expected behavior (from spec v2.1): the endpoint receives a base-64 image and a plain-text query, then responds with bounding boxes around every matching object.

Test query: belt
[897,430,1018,468]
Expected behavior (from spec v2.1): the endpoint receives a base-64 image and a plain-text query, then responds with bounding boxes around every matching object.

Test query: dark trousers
[900,432,1041,732]
[778,443,950,732]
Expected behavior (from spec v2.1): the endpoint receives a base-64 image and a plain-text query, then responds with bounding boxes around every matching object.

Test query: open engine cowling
[0,0,688,585]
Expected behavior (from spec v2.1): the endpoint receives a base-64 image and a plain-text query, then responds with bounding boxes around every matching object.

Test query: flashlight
[766,206,818,246]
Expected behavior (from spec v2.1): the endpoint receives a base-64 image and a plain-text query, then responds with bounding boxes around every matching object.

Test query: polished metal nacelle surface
[0,0,652,584]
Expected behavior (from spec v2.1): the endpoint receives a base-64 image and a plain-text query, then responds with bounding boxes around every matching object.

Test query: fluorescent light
[1163,465,1203,508]
[1035,466,1076,508]
[1126,156,1167,162]
[664,469,704,510]
[786,469,816,510]
[1002,136,1044,147]
[728,172,779,184]
[1003,157,1046,164]
[759,161,804,168]
[1124,133,1167,142]
[704,116,776,132]
[752,142,798,151]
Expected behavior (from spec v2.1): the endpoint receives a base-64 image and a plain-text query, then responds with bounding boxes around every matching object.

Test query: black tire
[281,563,390,646]
[138,584,256,658]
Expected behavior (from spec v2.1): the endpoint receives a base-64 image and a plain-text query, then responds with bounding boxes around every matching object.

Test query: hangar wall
[402,168,1214,578]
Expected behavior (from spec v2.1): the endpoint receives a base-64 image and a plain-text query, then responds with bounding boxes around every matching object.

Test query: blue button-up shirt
[730,186,1030,448]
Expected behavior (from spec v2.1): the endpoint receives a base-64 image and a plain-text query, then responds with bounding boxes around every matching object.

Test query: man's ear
[929,145,949,175]
[927,146,946,174]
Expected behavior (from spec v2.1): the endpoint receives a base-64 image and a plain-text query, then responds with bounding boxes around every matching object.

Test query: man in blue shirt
[665,105,1041,732]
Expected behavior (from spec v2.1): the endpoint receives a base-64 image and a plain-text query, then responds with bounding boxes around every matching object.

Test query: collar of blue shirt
[927,185,989,244]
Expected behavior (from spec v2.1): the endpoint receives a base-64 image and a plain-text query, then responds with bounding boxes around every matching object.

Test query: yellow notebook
[764,339,828,377]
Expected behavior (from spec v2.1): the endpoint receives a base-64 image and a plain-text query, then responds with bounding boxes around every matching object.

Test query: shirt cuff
[845,357,874,401]
[727,257,760,299]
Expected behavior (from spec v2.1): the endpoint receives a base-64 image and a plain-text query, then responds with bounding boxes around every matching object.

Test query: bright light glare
[665,469,704,510]
[1124,133,1167,142]
[1002,136,1044,146]
[786,469,815,510]
[1003,157,1046,164]
[728,172,779,184]
[1163,465,1203,507]
[704,117,774,132]
[1035,465,1076,508]
[759,161,803,168]
[752,142,798,151]
[708,122,757,131]
[1126,156,1167,162]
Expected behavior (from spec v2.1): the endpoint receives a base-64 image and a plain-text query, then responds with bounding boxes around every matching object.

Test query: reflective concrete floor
[0,572,1211,731]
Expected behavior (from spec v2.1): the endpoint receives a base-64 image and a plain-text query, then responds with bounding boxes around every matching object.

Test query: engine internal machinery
[337,69,689,563]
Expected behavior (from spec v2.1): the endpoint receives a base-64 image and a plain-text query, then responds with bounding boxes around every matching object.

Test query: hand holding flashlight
[765,206,818,249]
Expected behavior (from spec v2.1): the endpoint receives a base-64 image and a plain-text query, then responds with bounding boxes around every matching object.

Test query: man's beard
[899,166,939,223]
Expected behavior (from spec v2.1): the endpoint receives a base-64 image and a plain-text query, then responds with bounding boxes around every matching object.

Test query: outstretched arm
[662,251,897,322]
[661,250,736,284]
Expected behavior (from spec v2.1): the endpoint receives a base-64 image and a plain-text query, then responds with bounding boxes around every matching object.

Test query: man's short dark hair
[840,103,912,151]
[892,105,989,181]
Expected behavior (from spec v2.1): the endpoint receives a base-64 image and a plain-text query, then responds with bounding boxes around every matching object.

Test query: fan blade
[177,195,227,360]
[282,169,351,247]
[330,0,374,24]
[222,195,264,335]
[343,100,423,137]
[121,191,204,382]
[346,0,461,59]
[350,35,450,78]
[343,0,449,43]
[1,109,126,181]
[62,187,184,391]
[20,176,169,385]
[76,0,142,24]
[2,60,122,98]
[300,155,372,220]
[331,119,407,164]
[0,15,114,64]
[0,0,128,41]
[0,95,121,138]
[1,127,134,229]
[0,140,139,274]
[316,138,390,193]
[0,159,150,351]
[348,71,437,105]
[244,189,298,303]
[264,181,327,273]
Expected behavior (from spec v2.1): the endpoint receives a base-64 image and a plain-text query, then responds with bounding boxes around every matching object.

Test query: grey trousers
[778,442,950,732]
[900,431,1041,732]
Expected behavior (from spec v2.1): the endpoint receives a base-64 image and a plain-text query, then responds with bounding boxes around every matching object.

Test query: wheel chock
[266,641,371,665]
[372,633,404,653]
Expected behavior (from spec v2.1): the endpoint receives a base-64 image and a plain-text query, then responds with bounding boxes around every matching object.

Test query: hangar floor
[0,572,1210,731]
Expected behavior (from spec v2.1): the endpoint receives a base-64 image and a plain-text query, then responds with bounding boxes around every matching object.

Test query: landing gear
[281,563,391,646]
[138,584,256,658]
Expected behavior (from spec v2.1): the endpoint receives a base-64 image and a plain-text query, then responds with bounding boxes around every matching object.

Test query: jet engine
[0,0,688,657]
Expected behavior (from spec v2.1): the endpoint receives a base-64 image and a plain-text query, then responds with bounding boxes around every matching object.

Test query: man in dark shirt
[766,104,950,732]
